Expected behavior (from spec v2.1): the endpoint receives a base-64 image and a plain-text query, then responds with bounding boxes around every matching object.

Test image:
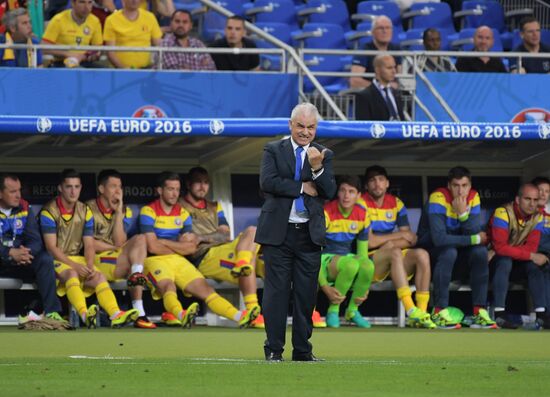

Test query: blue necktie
[294,146,306,213]
[384,87,398,120]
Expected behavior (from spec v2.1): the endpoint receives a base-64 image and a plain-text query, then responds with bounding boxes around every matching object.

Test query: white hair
[290,102,321,122]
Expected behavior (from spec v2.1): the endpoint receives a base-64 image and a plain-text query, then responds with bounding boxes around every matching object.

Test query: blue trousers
[431,245,489,308]
[0,251,61,314]
[491,255,547,309]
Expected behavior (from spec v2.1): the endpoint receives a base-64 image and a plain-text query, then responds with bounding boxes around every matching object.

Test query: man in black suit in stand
[355,54,405,121]
[256,103,337,362]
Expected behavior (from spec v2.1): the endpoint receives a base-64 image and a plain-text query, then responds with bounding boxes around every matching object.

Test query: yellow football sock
[205,292,239,321]
[95,281,120,317]
[235,250,253,268]
[415,291,430,312]
[163,291,183,319]
[65,277,87,318]
[396,286,415,313]
[244,293,259,311]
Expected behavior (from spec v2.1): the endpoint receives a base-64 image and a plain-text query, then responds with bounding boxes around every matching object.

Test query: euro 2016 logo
[36,117,52,133]
[539,123,550,140]
[370,123,386,139]
[209,119,225,135]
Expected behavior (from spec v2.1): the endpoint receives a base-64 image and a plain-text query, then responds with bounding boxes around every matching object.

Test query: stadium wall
[0,69,298,118]
[416,72,550,122]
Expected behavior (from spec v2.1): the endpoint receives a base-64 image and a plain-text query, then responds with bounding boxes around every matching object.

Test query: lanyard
[1,214,19,248]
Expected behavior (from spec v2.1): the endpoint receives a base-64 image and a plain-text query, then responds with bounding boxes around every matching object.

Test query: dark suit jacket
[355,85,405,121]
[255,138,336,247]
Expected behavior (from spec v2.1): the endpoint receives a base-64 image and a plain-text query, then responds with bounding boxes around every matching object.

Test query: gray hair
[290,102,321,122]
[372,15,392,31]
[2,8,28,33]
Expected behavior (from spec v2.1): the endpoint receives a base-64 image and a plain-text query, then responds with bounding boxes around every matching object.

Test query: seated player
[359,165,435,329]
[40,169,138,328]
[87,169,155,329]
[320,175,374,328]
[140,171,260,328]
[417,166,496,329]
[179,167,262,328]
[488,183,547,328]
[533,176,550,328]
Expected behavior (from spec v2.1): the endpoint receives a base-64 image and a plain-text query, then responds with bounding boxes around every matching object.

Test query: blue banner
[0,69,297,118]
[3,115,549,140]
[416,72,550,123]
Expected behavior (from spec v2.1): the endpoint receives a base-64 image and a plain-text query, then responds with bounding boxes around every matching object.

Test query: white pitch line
[69,355,133,360]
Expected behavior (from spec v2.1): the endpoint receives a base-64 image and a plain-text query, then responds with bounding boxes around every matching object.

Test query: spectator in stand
[0,8,42,67]
[510,16,550,74]
[455,25,507,73]
[103,0,162,69]
[101,0,175,22]
[417,28,456,72]
[157,10,216,70]
[41,0,103,68]
[210,16,259,71]
[355,54,404,121]
[0,0,20,34]
[350,15,402,89]
[488,183,549,329]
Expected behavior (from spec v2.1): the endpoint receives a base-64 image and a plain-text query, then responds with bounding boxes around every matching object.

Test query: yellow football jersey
[103,9,162,68]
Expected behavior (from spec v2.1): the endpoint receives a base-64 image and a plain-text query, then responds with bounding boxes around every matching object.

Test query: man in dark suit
[256,103,336,362]
[355,54,405,121]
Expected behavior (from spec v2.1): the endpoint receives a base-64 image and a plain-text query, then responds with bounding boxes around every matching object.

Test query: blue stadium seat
[253,22,292,70]
[292,23,347,49]
[297,0,351,32]
[400,28,424,50]
[303,54,349,94]
[243,0,300,30]
[173,0,206,16]
[403,2,456,36]
[200,0,247,42]
[351,1,403,35]
[454,0,505,32]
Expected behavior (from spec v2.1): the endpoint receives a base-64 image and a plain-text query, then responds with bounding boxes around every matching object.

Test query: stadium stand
[297,0,351,32]
[403,2,456,36]
[243,0,300,30]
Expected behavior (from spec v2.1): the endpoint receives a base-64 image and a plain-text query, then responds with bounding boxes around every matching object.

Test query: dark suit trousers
[262,223,321,358]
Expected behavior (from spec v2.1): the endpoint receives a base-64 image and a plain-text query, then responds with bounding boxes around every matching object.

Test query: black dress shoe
[265,352,284,362]
[292,354,324,362]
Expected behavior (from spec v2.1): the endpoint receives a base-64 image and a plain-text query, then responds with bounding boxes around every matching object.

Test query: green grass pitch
[1,326,550,396]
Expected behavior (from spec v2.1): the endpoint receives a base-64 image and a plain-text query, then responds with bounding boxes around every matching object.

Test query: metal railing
[198,0,347,120]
